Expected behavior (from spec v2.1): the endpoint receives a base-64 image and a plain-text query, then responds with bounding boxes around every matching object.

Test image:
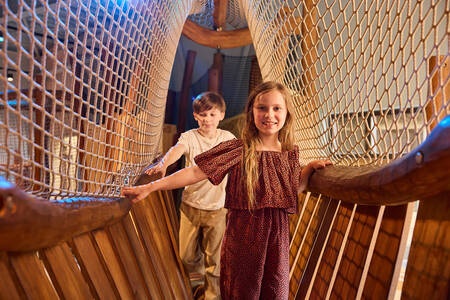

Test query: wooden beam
[308,116,450,205]
[182,20,252,49]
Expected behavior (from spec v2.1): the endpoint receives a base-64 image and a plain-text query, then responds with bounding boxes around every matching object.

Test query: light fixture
[7,74,13,82]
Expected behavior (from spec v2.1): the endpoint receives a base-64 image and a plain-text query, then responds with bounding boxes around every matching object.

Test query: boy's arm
[123,166,208,203]
[145,143,187,177]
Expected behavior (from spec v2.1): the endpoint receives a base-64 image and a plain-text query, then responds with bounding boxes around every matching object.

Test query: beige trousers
[179,202,227,300]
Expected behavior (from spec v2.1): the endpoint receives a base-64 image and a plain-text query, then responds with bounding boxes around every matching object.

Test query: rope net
[0,0,448,199]
[242,0,449,166]
[0,0,194,198]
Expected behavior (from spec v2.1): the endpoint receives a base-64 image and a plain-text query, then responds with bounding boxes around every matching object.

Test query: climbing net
[0,0,193,198]
[242,0,449,166]
[0,0,448,199]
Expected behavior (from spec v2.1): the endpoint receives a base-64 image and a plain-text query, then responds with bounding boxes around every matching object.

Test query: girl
[122,81,331,299]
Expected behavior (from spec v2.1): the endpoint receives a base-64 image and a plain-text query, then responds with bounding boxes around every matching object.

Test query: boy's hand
[145,161,167,177]
[309,159,333,170]
[121,183,154,203]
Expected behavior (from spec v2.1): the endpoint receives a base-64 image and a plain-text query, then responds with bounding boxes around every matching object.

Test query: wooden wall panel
[9,252,59,299]
[121,214,166,299]
[289,194,329,299]
[289,193,320,268]
[330,205,379,299]
[131,197,183,300]
[0,253,23,300]
[295,198,340,299]
[40,243,93,299]
[402,193,450,300]
[145,193,191,299]
[289,192,310,240]
[362,205,407,299]
[108,222,151,299]
[92,229,135,299]
[308,202,354,299]
[72,233,118,299]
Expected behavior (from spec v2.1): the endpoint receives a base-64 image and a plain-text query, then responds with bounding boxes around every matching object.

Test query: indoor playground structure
[0,0,448,299]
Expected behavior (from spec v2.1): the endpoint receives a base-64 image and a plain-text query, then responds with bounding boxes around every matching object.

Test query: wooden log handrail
[0,179,131,252]
[1,117,448,252]
[309,116,450,206]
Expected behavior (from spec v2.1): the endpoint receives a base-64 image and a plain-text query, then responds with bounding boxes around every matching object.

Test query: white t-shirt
[178,128,236,210]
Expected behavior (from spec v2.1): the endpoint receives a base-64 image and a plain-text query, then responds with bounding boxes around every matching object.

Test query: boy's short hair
[193,91,226,114]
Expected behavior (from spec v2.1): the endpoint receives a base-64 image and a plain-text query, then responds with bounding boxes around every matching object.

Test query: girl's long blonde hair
[241,81,295,208]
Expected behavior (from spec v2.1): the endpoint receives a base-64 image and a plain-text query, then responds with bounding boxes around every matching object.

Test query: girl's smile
[253,90,287,138]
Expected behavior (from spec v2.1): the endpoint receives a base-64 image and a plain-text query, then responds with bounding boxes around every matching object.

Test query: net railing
[0,0,448,200]
[242,0,449,166]
[0,0,194,199]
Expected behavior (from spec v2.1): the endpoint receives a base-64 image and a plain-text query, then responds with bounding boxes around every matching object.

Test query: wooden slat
[157,190,191,292]
[307,202,354,299]
[146,193,191,299]
[289,193,319,268]
[131,200,177,299]
[296,198,340,299]
[362,204,407,299]
[402,193,450,299]
[108,222,151,300]
[72,233,118,299]
[122,214,166,299]
[289,192,310,240]
[161,189,180,247]
[0,253,23,300]
[330,205,379,299]
[290,194,328,298]
[92,229,134,299]
[40,243,92,299]
[9,251,59,299]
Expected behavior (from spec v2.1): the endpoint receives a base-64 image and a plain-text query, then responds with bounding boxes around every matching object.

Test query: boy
[146,91,235,300]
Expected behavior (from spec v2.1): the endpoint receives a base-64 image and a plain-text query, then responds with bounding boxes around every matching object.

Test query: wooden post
[177,50,196,134]
[208,51,223,93]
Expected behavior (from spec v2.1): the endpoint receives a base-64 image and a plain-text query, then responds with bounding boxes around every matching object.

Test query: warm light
[7,75,13,82]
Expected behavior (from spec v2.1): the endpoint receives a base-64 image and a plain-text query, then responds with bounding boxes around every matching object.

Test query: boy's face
[193,107,225,131]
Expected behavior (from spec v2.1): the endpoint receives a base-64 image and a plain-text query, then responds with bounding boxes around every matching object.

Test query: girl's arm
[122,165,208,203]
[298,159,332,192]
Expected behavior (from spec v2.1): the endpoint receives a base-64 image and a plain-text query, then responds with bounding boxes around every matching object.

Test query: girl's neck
[197,128,218,139]
[256,135,282,152]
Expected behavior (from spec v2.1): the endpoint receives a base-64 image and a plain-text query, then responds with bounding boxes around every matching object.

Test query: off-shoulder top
[194,139,302,213]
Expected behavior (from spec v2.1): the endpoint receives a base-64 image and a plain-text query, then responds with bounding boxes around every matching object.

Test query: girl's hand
[121,183,154,203]
[145,161,167,177]
[309,159,333,170]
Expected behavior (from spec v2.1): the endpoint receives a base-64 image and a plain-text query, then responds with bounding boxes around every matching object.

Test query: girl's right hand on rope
[145,161,167,177]
[121,183,155,203]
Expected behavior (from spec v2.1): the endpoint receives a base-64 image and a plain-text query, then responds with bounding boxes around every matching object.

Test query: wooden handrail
[1,117,448,252]
[308,116,450,206]
[0,178,131,252]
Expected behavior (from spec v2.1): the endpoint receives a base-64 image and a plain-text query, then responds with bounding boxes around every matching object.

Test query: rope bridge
[0,0,448,299]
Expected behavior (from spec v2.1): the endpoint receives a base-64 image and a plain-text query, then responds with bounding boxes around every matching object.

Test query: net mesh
[0,0,448,199]
[0,0,193,198]
[242,0,449,166]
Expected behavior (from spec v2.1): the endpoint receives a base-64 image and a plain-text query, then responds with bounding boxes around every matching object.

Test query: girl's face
[252,90,287,138]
